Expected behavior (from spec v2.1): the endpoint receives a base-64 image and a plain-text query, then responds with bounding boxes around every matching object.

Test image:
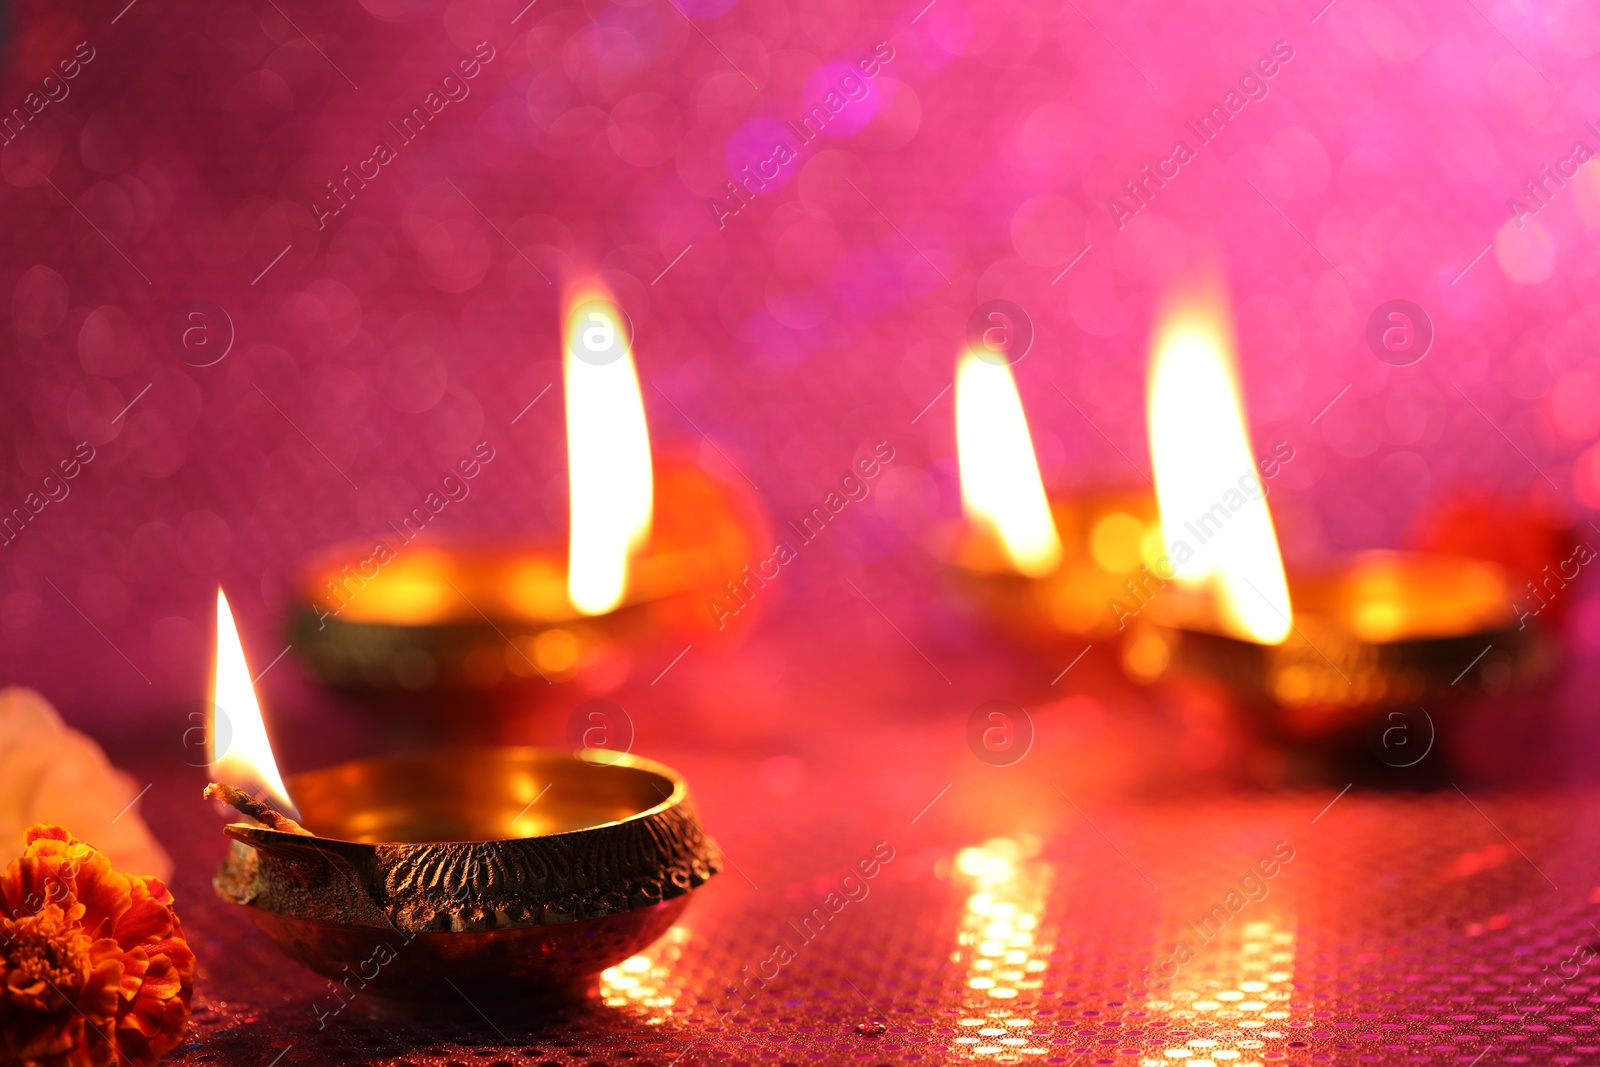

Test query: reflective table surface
[136,643,1600,1067]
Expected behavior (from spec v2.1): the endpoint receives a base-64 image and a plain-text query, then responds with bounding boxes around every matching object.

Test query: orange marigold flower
[0,825,194,1067]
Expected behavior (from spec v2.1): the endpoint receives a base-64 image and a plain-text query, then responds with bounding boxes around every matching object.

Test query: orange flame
[564,284,654,615]
[1147,293,1291,644]
[209,589,293,811]
[955,352,1062,577]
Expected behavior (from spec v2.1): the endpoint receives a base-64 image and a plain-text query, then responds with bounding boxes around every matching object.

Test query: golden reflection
[599,925,690,1023]
[1139,919,1296,1067]
[950,838,1053,1059]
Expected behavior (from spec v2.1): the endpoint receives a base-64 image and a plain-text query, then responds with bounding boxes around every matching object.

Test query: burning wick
[203,782,315,836]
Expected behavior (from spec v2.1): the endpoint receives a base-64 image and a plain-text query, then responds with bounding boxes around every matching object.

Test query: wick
[204,782,315,836]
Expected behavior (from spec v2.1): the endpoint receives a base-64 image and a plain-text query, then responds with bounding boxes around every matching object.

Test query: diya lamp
[291,282,767,714]
[1121,291,1552,739]
[941,285,1552,741]
[206,589,723,1006]
[1411,488,1592,633]
[939,345,1166,647]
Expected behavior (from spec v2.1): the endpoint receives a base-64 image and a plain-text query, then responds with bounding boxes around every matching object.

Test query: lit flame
[955,353,1062,577]
[950,838,1053,1058]
[564,286,654,615]
[209,589,293,811]
[1147,297,1291,644]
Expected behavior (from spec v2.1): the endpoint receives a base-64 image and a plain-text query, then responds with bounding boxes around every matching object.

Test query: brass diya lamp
[291,284,766,702]
[941,483,1164,646]
[208,591,721,1005]
[1122,294,1551,734]
[1124,550,1551,738]
[941,286,1551,736]
[936,343,1171,647]
[291,457,765,695]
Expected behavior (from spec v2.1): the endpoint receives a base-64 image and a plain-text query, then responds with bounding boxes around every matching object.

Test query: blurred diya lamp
[1124,550,1552,733]
[1122,291,1552,730]
[291,285,766,700]
[1411,488,1591,630]
[207,590,721,1006]
[1126,550,1548,726]
[941,481,1165,645]
[937,346,1170,643]
[290,456,764,696]
[939,286,1552,732]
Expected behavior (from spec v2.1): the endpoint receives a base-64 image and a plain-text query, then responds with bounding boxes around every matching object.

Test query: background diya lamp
[207,589,722,1007]
[291,284,767,716]
[939,286,1557,742]
[1118,294,1555,740]
[938,346,1167,646]
[1132,550,1552,733]
[1410,488,1593,632]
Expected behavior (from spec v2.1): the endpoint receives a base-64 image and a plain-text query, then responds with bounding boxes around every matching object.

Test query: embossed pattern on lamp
[208,589,722,1004]
[291,284,767,704]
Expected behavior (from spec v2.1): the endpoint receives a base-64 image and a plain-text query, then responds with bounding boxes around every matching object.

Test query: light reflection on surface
[950,838,1053,1059]
[598,925,690,1023]
[1140,919,1297,1067]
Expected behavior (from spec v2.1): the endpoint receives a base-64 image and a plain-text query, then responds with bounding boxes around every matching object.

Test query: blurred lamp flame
[956,352,1062,577]
[564,288,654,615]
[1147,298,1292,644]
[210,589,293,811]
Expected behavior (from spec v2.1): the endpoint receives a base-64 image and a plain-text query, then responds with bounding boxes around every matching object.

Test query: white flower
[0,686,170,879]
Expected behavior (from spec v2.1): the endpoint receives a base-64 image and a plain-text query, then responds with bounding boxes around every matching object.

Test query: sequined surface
[125,710,1600,1067]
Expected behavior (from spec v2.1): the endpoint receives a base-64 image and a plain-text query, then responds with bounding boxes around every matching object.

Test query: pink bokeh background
[2,0,1600,751]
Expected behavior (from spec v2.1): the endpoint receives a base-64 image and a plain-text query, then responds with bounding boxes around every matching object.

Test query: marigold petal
[78,957,123,1021]
[168,936,196,973]
[93,939,146,1002]
[5,968,54,1010]
[134,954,184,1005]
[24,825,74,846]
[2,853,77,920]
[5,1007,85,1061]
[73,856,133,940]
[115,992,192,1065]
[0,827,192,1067]
[0,867,21,918]
[136,875,175,909]
[113,883,174,949]
[21,833,83,871]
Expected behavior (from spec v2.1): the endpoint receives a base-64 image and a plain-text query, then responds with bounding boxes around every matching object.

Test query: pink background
[2,0,1599,758]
